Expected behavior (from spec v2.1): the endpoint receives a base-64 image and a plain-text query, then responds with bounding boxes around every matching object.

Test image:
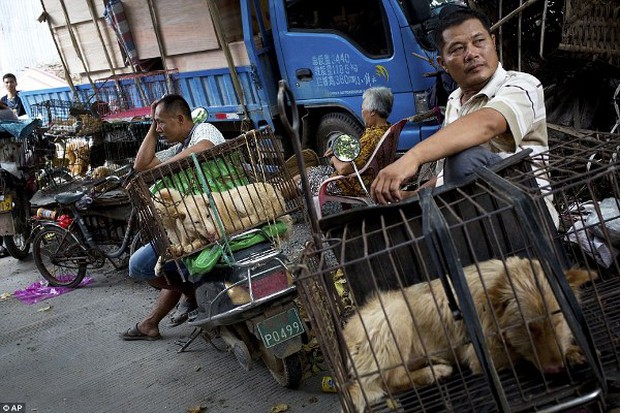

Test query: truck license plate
[0,194,12,212]
[257,307,305,348]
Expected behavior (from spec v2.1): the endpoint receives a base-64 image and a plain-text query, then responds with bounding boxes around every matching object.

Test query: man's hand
[371,156,420,204]
[150,98,161,118]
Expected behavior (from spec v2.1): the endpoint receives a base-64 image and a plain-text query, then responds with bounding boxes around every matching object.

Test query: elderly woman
[303,86,394,197]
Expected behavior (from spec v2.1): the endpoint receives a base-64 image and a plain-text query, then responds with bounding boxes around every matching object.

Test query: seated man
[371,6,548,203]
[121,94,225,340]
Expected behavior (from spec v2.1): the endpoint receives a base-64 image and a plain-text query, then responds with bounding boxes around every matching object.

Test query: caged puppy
[343,256,597,413]
[154,182,291,255]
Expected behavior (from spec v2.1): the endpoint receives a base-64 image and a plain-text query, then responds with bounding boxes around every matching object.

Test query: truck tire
[316,113,364,156]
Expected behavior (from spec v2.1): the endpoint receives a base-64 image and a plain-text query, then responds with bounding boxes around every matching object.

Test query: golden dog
[342,256,597,412]
[154,182,290,255]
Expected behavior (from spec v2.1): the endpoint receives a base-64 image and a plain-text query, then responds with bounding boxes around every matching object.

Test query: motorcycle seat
[55,191,86,205]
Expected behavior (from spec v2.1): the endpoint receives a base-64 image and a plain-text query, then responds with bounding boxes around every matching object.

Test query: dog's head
[153,188,184,219]
[488,257,597,374]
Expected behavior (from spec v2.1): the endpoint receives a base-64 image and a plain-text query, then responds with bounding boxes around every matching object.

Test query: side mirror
[332,134,361,162]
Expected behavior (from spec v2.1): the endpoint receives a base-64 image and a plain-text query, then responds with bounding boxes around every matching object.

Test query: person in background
[121,94,225,340]
[288,87,394,200]
[2,74,27,117]
[371,6,548,203]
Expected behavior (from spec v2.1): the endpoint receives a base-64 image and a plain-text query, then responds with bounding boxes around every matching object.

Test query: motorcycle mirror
[332,134,361,162]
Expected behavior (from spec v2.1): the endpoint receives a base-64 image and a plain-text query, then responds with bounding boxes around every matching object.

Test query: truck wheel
[316,113,364,155]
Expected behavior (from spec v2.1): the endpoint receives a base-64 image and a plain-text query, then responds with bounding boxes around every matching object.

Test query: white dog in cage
[154,182,290,255]
[342,256,597,413]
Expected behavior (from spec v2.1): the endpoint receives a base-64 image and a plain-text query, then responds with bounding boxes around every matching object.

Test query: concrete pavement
[0,254,340,413]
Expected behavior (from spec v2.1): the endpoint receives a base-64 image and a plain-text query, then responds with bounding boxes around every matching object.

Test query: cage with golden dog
[296,134,620,413]
[126,127,304,265]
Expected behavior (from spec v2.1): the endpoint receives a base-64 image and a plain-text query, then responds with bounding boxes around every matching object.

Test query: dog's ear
[565,268,598,288]
[487,282,511,319]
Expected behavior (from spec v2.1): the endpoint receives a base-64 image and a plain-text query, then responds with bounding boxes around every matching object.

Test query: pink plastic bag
[13,277,93,305]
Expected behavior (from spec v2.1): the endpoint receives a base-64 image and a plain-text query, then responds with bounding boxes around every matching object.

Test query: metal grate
[127,127,303,263]
[297,145,615,412]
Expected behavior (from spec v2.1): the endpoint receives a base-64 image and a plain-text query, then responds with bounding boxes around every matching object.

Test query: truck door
[272,0,413,101]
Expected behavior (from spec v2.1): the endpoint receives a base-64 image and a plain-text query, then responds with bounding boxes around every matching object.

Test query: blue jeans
[443,146,502,185]
[128,243,188,281]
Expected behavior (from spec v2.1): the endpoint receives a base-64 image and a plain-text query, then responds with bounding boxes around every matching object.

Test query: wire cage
[89,69,181,119]
[126,127,303,264]
[296,148,613,413]
[101,121,157,164]
[30,99,103,137]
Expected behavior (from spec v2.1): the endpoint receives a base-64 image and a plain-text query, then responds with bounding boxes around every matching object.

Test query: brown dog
[342,256,597,413]
[154,183,290,255]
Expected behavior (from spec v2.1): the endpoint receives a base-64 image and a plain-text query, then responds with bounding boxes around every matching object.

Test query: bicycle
[31,171,142,288]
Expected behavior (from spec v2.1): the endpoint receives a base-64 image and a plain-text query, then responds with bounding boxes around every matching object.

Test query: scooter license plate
[0,194,12,212]
[257,307,305,349]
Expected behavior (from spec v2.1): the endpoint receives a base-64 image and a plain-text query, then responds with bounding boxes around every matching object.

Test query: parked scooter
[183,227,307,389]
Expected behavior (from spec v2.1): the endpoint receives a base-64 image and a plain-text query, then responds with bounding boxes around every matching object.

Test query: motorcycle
[0,119,72,259]
[184,227,307,389]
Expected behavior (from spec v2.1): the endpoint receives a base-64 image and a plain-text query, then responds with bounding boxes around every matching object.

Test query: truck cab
[247,0,452,152]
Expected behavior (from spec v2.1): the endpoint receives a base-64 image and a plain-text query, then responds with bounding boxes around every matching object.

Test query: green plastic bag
[184,221,290,281]
[150,155,248,196]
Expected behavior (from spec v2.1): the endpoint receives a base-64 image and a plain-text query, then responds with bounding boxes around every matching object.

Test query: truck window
[285,0,392,58]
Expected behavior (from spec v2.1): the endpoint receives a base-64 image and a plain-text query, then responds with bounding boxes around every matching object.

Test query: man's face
[3,77,17,94]
[154,104,184,144]
[437,18,498,93]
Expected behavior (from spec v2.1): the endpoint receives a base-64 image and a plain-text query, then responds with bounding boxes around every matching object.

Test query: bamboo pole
[58,0,97,102]
[38,0,76,97]
[85,0,125,109]
[206,0,250,126]
[145,0,173,98]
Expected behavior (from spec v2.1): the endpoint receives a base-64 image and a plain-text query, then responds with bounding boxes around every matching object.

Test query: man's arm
[160,139,215,167]
[371,108,507,204]
[133,122,162,171]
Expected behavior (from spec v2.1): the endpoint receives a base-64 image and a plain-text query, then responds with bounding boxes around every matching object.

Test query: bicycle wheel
[33,226,87,288]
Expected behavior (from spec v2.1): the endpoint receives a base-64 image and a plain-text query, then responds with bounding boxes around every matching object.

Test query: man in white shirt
[122,94,225,341]
[371,6,548,203]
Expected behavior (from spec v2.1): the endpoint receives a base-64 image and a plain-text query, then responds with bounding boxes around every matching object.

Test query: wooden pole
[206,0,250,126]
[145,0,173,97]
[58,0,97,102]
[39,0,76,97]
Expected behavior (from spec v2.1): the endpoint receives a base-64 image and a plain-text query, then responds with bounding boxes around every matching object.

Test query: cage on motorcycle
[296,146,612,413]
[0,119,41,174]
[127,126,304,266]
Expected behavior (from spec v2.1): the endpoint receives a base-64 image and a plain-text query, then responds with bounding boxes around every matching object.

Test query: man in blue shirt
[2,73,27,117]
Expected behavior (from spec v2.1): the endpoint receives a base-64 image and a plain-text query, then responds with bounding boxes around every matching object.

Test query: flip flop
[167,301,197,327]
[120,323,162,341]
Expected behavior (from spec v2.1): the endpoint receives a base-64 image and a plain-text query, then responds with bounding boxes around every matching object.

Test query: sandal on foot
[168,302,197,327]
[120,323,162,341]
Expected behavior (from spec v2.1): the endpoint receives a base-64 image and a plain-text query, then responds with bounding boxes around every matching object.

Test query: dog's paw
[565,344,586,366]
[169,244,184,257]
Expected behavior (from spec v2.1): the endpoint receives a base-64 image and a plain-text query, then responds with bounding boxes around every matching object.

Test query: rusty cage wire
[126,127,303,264]
[296,130,620,412]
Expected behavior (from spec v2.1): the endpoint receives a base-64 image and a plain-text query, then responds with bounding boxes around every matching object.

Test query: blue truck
[22,0,454,152]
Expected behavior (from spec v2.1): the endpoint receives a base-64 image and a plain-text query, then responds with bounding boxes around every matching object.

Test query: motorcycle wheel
[3,191,31,260]
[263,352,303,389]
[32,226,87,288]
